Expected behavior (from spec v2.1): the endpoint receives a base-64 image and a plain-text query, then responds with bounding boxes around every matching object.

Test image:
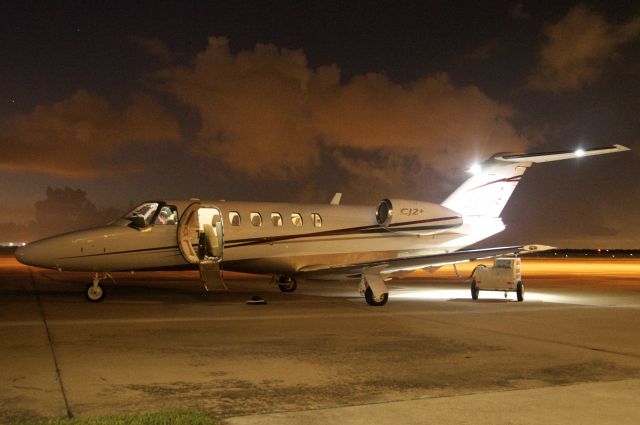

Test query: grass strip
[13,409,215,425]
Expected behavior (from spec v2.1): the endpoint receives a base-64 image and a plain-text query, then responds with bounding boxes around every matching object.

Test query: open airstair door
[178,202,226,291]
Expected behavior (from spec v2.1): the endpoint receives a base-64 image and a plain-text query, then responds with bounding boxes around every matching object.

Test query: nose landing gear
[85,272,114,302]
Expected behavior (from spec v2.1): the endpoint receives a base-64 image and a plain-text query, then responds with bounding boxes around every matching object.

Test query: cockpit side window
[154,205,178,225]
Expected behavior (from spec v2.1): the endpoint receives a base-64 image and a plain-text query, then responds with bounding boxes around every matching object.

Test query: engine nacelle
[376,198,462,234]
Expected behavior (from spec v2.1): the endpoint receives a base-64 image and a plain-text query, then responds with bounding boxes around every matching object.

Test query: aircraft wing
[296,245,550,279]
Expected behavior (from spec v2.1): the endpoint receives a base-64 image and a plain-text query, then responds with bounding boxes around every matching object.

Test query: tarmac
[1,254,639,424]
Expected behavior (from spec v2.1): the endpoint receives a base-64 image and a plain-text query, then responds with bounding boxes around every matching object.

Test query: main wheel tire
[516,281,524,302]
[471,279,479,300]
[277,276,297,293]
[85,283,105,302]
[364,287,388,306]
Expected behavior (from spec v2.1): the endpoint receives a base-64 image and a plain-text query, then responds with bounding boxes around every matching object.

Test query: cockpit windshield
[124,202,179,227]
[124,202,159,227]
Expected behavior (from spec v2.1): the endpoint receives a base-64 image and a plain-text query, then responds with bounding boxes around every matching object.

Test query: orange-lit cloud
[158,37,527,179]
[0,91,180,176]
[2,37,527,191]
[529,5,640,92]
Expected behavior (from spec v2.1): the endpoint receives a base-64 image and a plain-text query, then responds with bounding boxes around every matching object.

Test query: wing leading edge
[296,245,551,280]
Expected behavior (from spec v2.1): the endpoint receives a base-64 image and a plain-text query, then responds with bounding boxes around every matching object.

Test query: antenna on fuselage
[330,193,343,205]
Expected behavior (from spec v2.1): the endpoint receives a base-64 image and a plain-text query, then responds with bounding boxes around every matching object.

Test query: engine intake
[376,198,462,234]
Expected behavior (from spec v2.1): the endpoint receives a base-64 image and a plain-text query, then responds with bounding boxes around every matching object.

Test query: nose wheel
[85,283,104,302]
[84,272,113,302]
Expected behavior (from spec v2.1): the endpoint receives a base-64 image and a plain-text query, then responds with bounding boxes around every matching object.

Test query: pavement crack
[29,268,74,419]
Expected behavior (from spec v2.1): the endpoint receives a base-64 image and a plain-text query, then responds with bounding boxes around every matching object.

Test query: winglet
[520,244,556,253]
[330,193,343,205]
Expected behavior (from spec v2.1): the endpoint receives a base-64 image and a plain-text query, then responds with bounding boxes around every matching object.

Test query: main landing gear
[364,287,389,306]
[276,275,298,293]
[359,273,389,306]
[84,272,114,302]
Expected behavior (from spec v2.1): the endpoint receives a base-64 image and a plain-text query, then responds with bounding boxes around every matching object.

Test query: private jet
[15,144,630,305]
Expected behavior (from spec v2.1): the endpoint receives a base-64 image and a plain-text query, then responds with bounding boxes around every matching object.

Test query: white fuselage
[15,199,502,275]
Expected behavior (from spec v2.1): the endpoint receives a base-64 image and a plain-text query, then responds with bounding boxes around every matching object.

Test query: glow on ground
[409,258,640,279]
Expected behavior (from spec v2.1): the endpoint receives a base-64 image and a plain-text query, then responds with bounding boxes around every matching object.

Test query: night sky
[1,1,639,247]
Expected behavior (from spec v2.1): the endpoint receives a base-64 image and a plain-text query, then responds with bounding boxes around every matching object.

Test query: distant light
[22,242,26,246]
[575,148,585,157]
[9,242,13,247]
[468,163,482,175]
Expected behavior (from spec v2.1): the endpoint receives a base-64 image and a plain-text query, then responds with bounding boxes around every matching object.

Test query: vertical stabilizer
[442,144,629,218]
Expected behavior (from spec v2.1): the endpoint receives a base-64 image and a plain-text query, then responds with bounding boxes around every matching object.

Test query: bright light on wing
[575,148,585,157]
[468,163,482,174]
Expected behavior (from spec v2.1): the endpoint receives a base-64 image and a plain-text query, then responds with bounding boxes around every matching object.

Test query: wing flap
[297,245,550,279]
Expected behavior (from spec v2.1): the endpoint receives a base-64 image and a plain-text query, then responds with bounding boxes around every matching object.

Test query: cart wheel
[471,279,479,300]
[516,281,524,302]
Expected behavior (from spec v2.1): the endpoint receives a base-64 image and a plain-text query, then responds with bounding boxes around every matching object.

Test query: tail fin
[442,144,629,218]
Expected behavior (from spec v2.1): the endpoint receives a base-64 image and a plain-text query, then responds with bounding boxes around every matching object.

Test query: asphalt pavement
[1,255,639,424]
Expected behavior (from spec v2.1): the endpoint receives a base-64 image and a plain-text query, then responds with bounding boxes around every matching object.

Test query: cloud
[511,2,529,20]
[131,36,172,63]
[2,37,527,203]
[158,37,527,179]
[158,38,318,179]
[469,40,499,62]
[310,70,526,174]
[0,91,180,176]
[528,5,640,92]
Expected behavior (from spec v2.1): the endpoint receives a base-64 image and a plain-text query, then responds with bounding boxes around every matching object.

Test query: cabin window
[154,205,178,225]
[270,212,283,227]
[250,212,262,227]
[229,211,241,226]
[291,213,303,227]
[311,213,322,228]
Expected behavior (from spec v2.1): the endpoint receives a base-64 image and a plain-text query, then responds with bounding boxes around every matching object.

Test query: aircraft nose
[15,244,34,266]
[14,241,55,268]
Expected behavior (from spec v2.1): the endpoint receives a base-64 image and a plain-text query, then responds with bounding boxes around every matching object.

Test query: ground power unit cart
[470,257,524,301]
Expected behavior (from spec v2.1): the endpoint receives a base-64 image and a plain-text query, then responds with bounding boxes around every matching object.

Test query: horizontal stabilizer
[495,144,629,163]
